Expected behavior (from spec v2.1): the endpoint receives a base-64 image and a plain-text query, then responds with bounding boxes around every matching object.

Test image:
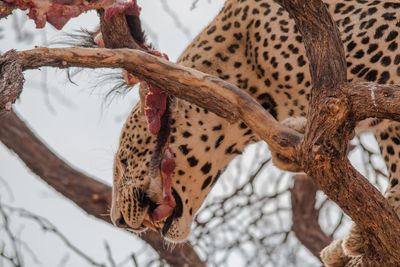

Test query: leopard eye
[120,158,128,167]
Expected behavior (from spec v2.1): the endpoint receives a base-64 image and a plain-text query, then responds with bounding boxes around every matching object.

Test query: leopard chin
[110,178,191,242]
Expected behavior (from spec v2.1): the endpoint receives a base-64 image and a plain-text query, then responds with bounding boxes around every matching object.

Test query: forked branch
[274,0,400,264]
[291,175,332,260]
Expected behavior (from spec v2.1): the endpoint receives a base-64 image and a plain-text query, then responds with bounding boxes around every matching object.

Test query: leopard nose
[112,212,128,228]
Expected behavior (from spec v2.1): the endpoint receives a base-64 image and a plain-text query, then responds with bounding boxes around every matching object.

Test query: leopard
[110,0,400,264]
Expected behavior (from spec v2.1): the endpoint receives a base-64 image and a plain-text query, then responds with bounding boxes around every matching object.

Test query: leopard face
[111,0,400,242]
[111,102,255,241]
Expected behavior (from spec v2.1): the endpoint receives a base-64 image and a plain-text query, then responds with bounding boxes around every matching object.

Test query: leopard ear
[139,82,149,115]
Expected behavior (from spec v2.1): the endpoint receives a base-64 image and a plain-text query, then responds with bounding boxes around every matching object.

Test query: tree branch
[0,51,23,111]
[273,0,400,264]
[346,82,400,121]
[291,174,332,261]
[0,47,302,165]
[0,110,205,267]
[274,0,346,89]
[97,11,141,50]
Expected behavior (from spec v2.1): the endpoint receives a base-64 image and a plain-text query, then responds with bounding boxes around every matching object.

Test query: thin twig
[104,241,117,267]
[0,204,22,267]
[160,0,192,41]
[2,204,106,267]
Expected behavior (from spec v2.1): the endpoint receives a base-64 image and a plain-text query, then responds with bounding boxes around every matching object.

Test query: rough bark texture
[274,0,400,264]
[291,175,332,260]
[0,51,23,111]
[275,0,346,89]
[0,110,205,267]
[347,82,400,121]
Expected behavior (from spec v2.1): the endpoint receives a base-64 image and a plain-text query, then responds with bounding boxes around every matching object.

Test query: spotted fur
[111,0,400,256]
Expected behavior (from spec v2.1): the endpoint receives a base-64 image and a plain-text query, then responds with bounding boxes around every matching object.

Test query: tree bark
[291,174,332,261]
[97,10,141,50]
[0,110,205,267]
[0,1,16,19]
[0,51,23,111]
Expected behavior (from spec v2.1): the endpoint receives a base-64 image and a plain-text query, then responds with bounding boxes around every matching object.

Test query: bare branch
[274,0,347,88]
[346,82,400,121]
[190,0,200,10]
[290,174,332,261]
[104,242,117,267]
[271,0,342,98]
[0,50,23,111]
[98,11,142,50]
[160,0,192,41]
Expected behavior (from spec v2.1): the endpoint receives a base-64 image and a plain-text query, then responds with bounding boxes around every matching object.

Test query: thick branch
[97,10,141,50]
[2,47,302,164]
[0,110,205,267]
[273,0,400,264]
[310,155,400,264]
[0,51,23,111]
[346,82,400,121]
[291,174,332,261]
